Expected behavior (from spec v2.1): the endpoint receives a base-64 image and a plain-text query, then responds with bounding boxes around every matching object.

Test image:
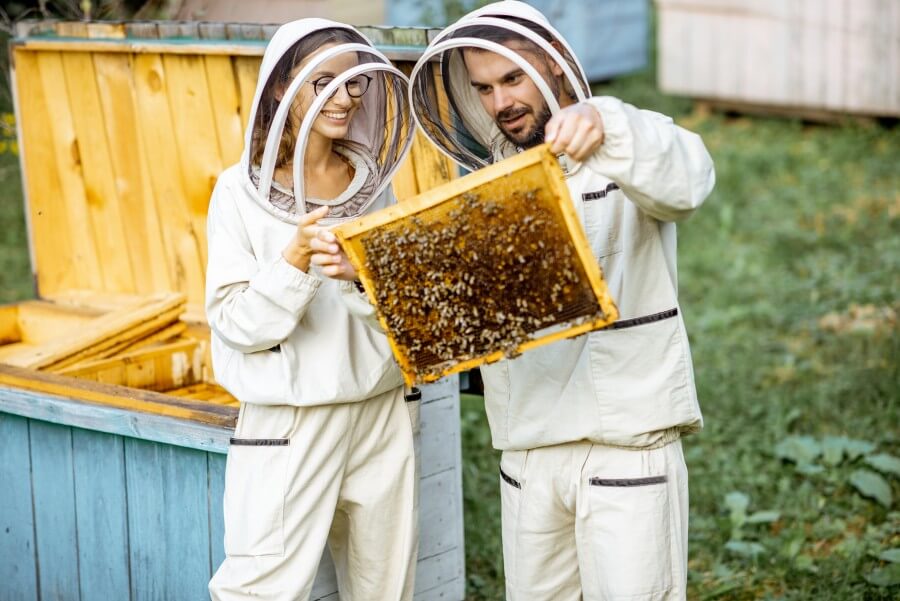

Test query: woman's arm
[205,178,323,353]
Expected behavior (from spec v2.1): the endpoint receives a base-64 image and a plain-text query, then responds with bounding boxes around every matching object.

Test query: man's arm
[546,96,716,222]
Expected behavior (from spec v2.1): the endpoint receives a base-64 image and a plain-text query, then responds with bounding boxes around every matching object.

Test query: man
[406,2,716,600]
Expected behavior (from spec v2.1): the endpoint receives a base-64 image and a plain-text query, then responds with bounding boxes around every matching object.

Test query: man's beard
[497,103,552,149]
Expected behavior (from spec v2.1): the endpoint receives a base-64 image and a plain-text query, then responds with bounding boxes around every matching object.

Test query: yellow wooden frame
[334,144,619,385]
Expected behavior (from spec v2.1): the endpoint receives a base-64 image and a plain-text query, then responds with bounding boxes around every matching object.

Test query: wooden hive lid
[9,19,447,320]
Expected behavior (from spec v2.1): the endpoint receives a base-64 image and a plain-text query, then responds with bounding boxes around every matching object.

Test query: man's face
[463,41,562,148]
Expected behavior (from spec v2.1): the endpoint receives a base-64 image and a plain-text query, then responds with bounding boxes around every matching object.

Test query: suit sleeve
[205,175,321,353]
[583,96,716,222]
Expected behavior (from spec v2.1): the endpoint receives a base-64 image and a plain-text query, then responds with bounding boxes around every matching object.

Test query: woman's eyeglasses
[309,74,373,98]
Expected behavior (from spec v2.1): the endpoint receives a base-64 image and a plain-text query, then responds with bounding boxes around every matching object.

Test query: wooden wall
[0,375,465,601]
[12,38,452,315]
[657,0,900,117]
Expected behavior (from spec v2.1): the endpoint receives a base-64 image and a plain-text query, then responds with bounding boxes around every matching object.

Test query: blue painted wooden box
[1,20,465,601]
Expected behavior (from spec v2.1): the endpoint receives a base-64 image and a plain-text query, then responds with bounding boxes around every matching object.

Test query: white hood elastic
[241,18,414,226]
[409,0,589,172]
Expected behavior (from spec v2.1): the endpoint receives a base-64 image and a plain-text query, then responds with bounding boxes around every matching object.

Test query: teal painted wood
[207,452,227,575]
[0,413,38,601]
[0,386,234,453]
[125,438,211,601]
[72,429,131,600]
[29,420,81,600]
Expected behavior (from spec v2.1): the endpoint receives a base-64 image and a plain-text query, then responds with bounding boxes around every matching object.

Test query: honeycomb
[335,145,618,384]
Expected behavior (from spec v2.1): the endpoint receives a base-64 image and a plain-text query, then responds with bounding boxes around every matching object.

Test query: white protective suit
[410,2,716,599]
[206,19,418,601]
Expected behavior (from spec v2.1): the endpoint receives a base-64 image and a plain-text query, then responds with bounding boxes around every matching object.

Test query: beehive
[335,144,619,385]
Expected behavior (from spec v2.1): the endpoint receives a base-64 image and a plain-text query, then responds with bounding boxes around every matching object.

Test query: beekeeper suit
[206,19,418,601]
[410,1,715,599]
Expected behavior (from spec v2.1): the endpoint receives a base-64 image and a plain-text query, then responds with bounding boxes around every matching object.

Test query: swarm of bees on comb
[336,146,618,384]
[361,189,604,380]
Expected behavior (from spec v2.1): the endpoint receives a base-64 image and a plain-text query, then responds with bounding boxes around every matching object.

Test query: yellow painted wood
[132,53,206,308]
[1,293,185,371]
[93,52,173,294]
[59,51,137,292]
[233,56,262,133]
[0,364,236,427]
[19,39,267,57]
[204,55,245,166]
[59,339,204,392]
[161,54,224,269]
[391,152,419,201]
[334,145,618,385]
[0,305,22,345]
[15,301,102,344]
[13,50,81,295]
[167,383,239,407]
[46,304,186,372]
[101,322,187,358]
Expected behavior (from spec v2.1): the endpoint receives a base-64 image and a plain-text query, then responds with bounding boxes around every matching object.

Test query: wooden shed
[0,20,465,601]
[657,0,900,118]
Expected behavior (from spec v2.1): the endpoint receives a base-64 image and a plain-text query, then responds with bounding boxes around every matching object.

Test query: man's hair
[450,15,580,102]
[251,28,369,168]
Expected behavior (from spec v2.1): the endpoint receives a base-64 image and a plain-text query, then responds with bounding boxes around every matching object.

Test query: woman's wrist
[282,246,312,272]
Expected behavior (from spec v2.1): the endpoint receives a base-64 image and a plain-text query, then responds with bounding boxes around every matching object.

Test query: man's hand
[282,206,329,272]
[310,228,358,281]
[545,102,605,162]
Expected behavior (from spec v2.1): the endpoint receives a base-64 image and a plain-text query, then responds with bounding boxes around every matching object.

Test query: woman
[206,19,417,601]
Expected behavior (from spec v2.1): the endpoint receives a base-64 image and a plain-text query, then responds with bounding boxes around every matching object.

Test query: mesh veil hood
[241,18,414,225]
[409,0,590,172]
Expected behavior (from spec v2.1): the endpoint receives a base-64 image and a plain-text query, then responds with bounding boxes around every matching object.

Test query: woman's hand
[310,228,358,281]
[282,206,329,272]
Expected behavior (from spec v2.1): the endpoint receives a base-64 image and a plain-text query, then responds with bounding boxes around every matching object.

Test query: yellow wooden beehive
[335,144,619,385]
[2,20,456,421]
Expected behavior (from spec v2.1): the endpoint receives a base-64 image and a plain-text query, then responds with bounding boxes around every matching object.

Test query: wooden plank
[3,293,185,370]
[30,420,81,600]
[420,395,460,478]
[414,547,465,599]
[0,386,233,453]
[132,53,207,307]
[12,50,80,295]
[391,152,420,201]
[0,413,38,601]
[29,51,105,293]
[15,300,102,344]
[0,364,237,428]
[0,304,22,345]
[93,321,187,358]
[126,438,211,601]
[59,338,204,392]
[233,55,262,133]
[93,51,173,294]
[204,54,245,165]
[419,468,461,560]
[72,428,130,600]
[163,52,223,271]
[208,452,227,575]
[60,51,137,293]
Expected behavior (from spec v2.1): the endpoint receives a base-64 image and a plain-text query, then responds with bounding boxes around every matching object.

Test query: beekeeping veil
[241,19,414,225]
[409,0,590,172]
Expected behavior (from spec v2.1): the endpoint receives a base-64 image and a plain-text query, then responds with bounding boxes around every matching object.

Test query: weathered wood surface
[0,376,464,600]
[657,0,900,117]
[12,23,453,315]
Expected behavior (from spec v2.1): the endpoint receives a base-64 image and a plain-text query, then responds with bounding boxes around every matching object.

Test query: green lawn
[0,40,897,601]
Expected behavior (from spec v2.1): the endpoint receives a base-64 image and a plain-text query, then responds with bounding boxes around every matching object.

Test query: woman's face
[288,42,364,140]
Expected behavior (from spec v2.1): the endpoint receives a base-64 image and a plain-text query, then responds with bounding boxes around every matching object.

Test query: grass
[0,30,897,601]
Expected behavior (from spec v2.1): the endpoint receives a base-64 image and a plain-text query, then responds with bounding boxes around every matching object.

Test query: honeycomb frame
[334,144,619,385]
